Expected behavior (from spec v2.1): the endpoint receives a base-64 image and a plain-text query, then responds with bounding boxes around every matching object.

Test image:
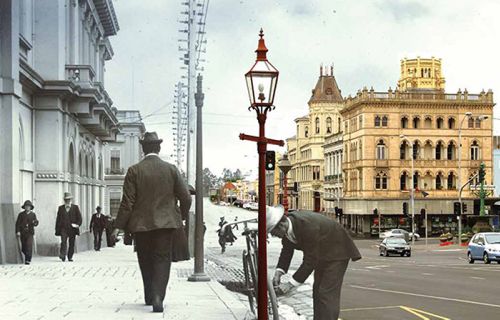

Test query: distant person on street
[15,200,39,265]
[55,192,82,262]
[113,132,191,313]
[105,215,116,247]
[268,206,361,320]
[233,216,239,231]
[90,206,106,251]
[218,216,226,228]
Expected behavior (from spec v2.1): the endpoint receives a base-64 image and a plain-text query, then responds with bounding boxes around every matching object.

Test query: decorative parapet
[344,87,494,110]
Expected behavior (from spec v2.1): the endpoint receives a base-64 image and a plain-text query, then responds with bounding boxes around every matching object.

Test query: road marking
[400,306,450,320]
[341,305,400,312]
[432,249,462,252]
[421,273,433,276]
[365,265,389,270]
[350,285,500,309]
[471,276,485,280]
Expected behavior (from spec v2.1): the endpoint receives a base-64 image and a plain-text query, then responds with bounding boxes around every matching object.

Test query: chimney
[320,64,323,76]
[330,65,333,76]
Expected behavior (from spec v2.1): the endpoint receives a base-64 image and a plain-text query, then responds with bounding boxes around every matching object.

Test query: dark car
[379,237,411,257]
[232,200,244,208]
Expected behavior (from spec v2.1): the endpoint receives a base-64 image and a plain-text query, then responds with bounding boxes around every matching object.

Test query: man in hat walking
[55,192,82,262]
[90,206,106,251]
[15,200,39,265]
[113,132,191,312]
[267,206,361,320]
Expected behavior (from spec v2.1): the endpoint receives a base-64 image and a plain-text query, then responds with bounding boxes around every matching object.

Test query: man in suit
[15,200,39,265]
[113,132,191,313]
[268,206,361,320]
[55,192,82,262]
[90,206,106,251]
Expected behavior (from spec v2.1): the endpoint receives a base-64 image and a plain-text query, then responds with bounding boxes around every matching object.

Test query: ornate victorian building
[287,66,344,212]
[0,0,120,263]
[340,57,494,236]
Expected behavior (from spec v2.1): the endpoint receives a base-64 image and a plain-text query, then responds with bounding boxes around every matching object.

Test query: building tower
[398,57,445,92]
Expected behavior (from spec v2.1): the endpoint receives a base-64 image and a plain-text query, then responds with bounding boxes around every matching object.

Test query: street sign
[470,185,495,191]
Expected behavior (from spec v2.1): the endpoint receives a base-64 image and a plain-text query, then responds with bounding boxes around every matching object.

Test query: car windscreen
[485,234,500,244]
[386,238,407,245]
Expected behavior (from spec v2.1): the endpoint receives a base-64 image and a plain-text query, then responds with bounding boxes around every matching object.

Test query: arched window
[447,141,456,160]
[381,116,388,127]
[374,116,381,127]
[326,117,332,134]
[315,117,320,134]
[447,172,456,190]
[400,141,408,160]
[305,126,309,138]
[470,141,479,160]
[338,117,341,133]
[376,140,386,160]
[424,117,432,128]
[468,117,474,128]
[413,172,420,189]
[412,141,420,160]
[400,172,408,190]
[448,117,456,129]
[413,117,420,129]
[401,116,408,129]
[69,143,75,174]
[424,141,433,160]
[436,173,443,189]
[436,141,443,160]
[375,172,388,190]
[475,117,481,128]
[437,117,444,129]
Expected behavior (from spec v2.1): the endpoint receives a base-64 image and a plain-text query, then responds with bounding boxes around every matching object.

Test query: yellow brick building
[340,57,494,236]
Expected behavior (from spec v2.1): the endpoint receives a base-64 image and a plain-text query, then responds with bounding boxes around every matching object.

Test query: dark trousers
[93,229,103,250]
[312,259,349,320]
[20,233,34,262]
[135,228,174,304]
[60,231,76,260]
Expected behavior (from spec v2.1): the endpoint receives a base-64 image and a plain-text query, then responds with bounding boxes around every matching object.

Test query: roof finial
[259,28,264,39]
[255,28,268,61]
[330,63,334,76]
[320,63,323,76]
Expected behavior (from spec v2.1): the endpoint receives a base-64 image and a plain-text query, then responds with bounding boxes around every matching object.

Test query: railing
[105,168,125,175]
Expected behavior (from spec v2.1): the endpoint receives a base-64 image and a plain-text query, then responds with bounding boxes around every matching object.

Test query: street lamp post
[278,153,292,215]
[240,29,283,320]
[400,134,415,246]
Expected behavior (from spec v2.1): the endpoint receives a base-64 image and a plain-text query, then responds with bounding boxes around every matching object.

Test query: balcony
[105,168,125,175]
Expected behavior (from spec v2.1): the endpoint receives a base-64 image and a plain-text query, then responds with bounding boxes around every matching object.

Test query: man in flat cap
[113,132,191,312]
[267,206,361,320]
[55,192,82,262]
[15,200,39,265]
[90,206,106,251]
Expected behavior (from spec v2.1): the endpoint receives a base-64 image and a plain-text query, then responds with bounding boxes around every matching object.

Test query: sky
[105,0,500,180]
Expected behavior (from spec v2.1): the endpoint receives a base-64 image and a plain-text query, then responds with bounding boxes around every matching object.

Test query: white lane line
[350,285,500,309]
[341,305,401,312]
[421,273,433,276]
[432,249,462,252]
[471,276,485,280]
[386,270,396,273]
[365,265,389,270]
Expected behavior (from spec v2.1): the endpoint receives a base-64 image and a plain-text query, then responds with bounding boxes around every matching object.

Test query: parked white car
[379,229,420,241]
[244,202,258,211]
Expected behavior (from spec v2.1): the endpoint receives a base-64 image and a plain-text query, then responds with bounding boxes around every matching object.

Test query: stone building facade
[287,66,344,212]
[323,131,343,217]
[104,110,145,217]
[340,57,494,237]
[0,0,120,263]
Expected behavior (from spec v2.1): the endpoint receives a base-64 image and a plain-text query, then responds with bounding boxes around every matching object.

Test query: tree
[203,168,221,196]
[233,169,243,180]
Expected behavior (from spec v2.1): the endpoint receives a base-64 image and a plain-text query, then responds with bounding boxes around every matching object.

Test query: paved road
[206,204,500,320]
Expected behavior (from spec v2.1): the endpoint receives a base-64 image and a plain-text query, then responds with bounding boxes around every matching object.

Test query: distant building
[103,110,146,217]
[323,131,343,219]
[341,57,494,237]
[0,0,120,263]
[494,136,500,197]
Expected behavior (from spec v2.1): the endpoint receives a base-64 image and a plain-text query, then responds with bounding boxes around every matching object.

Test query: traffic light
[454,202,461,215]
[478,163,486,184]
[463,203,467,214]
[335,206,340,218]
[373,208,379,216]
[265,151,275,170]
[402,202,408,216]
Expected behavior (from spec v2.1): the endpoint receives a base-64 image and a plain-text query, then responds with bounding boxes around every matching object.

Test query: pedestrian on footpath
[268,206,361,320]
[15,200,39,265]
[55,192,82,262]
[112,132,191,313]
[105,215,116,247]
[90,206,106,251]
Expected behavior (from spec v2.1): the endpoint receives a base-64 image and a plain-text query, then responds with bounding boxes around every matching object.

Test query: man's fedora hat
[140,132,163,145]
[64,192,73,200]
[266,205,285,233]
[96,206,102,211]
[22,200,34,210]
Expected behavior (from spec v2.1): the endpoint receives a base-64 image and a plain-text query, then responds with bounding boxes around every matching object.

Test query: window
[413,117,420,128]
[436,173,442,189]
[448,117,455,129]
[475,117,481,128]
[326,117,332,134]
[401,117,409,128]
[375,173,388,190]
[468,117,474,128]
[344,121,348,133]
[447,172,455,189]
[437,117,444,129]
[400,172,408,190]
[374,116,381,127]
[413,172,419,189]
[359,115,363,129]
[470,141,479,160]
[424,117,432,128]
[110,150,120,172]
[382,116,388,127]
[313,166,320,180]
[305,126,309,137]
[412,141,420,160]
[315,117,320,134]
[400,141,408,160]
[436,141,443,160]
[447,142,455,160]
[376,140,386,160]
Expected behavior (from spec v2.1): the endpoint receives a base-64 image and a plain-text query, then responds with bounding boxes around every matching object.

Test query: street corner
[340,305,451,320]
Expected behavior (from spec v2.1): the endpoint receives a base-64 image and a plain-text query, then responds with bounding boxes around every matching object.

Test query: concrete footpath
[0,243,251,320]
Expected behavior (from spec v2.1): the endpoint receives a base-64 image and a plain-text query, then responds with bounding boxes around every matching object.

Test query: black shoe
[60,256,66,262]
[68,259,73,262]
[24,261,30,265]
[152,297,163,313]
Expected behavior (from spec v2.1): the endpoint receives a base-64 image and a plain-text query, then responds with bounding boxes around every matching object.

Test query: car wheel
[467,252,474,264]
[406,252,411,257]
[483,253,491,264]
[400,253,405,257]
[384,250,389,257]
[379,250,383,256]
